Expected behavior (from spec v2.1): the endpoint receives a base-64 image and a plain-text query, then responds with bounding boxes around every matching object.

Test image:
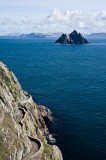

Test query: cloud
[0,17,38,35]
[0,9,106,35]
[94,10,106,20]
[21,16,29,24]
[1,18,17,26]
[44,8,106,33]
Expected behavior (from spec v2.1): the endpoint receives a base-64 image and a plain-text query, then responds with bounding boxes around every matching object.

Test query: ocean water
[0,38,106,160]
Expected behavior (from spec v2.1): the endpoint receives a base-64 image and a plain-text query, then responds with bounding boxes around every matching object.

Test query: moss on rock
[43,141,53,160]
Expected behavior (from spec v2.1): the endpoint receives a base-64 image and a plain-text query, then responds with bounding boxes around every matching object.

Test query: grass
[43,141,53,160]
[0,68,21,101]
[3,79,21,101]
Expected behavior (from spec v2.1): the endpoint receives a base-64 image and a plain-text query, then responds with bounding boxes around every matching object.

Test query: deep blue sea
[0,38,106,160]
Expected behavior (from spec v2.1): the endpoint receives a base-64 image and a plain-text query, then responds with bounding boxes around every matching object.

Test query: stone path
[19,95,41,160]
[20,94,32,105]
[23,139,39,160]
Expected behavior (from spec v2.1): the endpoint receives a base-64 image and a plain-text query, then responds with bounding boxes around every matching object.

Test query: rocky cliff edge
[0,62,63,160]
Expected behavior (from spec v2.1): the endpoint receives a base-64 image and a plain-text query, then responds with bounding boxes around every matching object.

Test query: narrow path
[19,95,32,105]
[18,95,42,160]
[23,140,39,160]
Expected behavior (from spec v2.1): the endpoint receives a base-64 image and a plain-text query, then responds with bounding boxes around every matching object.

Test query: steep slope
[0,62,63,160]
[55,30,88,44]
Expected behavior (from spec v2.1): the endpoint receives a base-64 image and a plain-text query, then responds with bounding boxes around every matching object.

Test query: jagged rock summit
[55,30,88,44]
[0,62,63,160]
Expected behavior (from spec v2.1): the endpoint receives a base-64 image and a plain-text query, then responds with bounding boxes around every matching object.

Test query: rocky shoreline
[0,62,63,160]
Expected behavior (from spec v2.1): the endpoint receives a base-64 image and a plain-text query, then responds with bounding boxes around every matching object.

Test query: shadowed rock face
[55,34,71,44]
[55,30,88,44]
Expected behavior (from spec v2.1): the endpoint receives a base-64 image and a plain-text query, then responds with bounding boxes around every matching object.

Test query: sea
[0,37,106,160]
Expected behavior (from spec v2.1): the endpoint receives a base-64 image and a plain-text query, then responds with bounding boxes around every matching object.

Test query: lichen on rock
[0,62,63,160]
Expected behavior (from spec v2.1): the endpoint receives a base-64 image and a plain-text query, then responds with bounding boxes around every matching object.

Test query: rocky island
[0,62,63,160]
[55,30,88,44]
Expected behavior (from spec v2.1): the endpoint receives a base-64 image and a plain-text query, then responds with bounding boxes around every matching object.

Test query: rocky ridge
[0,62,63,160]
[55,30,88,44]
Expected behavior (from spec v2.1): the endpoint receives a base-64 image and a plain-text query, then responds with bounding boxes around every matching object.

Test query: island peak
[55,30,89,44]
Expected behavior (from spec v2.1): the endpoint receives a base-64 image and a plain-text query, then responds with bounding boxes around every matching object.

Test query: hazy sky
[0,0,106,18]
[0,0,106,34]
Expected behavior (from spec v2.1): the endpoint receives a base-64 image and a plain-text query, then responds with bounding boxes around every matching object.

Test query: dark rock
[55,34,70,44]
[55,30,89,44]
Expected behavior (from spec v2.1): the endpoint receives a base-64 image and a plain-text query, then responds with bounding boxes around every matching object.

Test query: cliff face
[55,30,88,44]
[0,62,63,160]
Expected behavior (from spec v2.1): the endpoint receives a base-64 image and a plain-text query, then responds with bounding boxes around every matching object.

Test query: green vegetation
[10,83,18,90]
[3,80,10,88]
[3,79,21,101]
[14,91,21,101]
[43,141,53,160]
[0,67,22,101]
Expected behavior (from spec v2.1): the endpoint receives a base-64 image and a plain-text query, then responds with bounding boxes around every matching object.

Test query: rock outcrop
[55,30,88,44]
[0,62,63,160]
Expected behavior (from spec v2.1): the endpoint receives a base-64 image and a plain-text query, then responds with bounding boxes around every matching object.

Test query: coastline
[0,61,63,160]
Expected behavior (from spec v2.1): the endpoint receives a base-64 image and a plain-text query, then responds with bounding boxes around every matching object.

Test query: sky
[0,0,106,35]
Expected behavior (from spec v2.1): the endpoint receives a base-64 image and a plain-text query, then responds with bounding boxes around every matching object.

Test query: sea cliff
[0,62,63,160]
